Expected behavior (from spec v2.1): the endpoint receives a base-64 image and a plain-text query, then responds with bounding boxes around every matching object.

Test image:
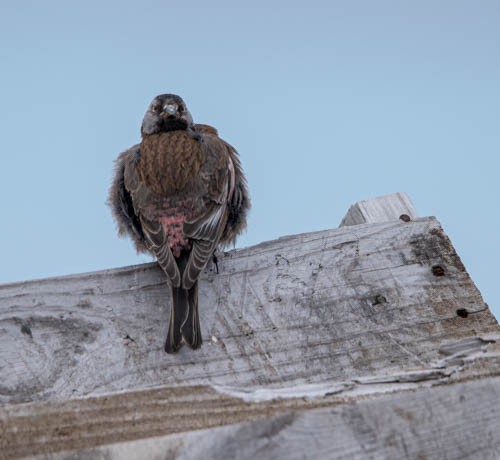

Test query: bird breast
[138,131,205,196]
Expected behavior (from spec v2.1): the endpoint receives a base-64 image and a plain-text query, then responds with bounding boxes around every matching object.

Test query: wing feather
[181,135,233,289]
[140,215,181,287]
[113,128,246,291]
[122,146,181,287]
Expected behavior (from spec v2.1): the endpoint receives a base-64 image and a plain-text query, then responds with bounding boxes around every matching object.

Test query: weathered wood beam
[18,376,500,460]
[1,193,498,459]
[0,216,497,405]
[2,352,500,459]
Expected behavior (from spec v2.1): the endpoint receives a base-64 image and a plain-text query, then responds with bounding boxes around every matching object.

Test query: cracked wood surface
[1,206,499,459]
[0,217,498,406]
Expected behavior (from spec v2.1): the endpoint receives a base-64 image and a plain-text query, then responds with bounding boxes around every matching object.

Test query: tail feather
[181,281,202,349]
[164,250,203,353]
[165,285,188,353]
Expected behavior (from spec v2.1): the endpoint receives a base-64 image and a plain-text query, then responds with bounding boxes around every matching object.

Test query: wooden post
[0,193,498,459]
[339,192,418,227]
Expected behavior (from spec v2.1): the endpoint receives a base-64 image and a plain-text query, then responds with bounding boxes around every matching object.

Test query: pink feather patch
[160,214,190,257]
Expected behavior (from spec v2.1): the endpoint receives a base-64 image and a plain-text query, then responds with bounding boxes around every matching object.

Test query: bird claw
[212,253,219,274]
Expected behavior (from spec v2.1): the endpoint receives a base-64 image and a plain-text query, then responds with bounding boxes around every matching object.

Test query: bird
[108,94,250,353]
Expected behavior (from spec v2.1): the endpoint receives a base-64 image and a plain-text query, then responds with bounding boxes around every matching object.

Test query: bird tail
[165,284,187,353]
[180,280,202,350]
[164,282,202,353]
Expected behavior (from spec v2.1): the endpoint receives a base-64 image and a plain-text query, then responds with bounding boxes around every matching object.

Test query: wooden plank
[2,351,500,459]
[18,376,500,460]
[0,352,500,459]
[339,192,418,226]
[1,206,499,459]
[0,217,498,405]
[0,384,344,459]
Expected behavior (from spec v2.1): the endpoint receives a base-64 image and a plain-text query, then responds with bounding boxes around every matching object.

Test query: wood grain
[0,383,340,459]
[1,199,500,459]
[0,218,498,406]
[30,376,499,460]
[2,355,500,459]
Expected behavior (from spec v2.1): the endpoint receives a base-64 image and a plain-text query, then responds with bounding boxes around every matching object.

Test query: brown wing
[220,140,250,247]
[108,145,146,252]
[193,124,250,247]
[181,133,233,289]
[122,146,182,287]
[194,124,219,136]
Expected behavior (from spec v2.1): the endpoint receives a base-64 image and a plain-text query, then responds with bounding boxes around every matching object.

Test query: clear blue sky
[0,1,498,319]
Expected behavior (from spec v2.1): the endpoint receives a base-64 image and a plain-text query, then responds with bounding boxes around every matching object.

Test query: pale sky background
[0,1,498,319]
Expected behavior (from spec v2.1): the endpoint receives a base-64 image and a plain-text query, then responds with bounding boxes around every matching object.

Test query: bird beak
[164,104,178,116]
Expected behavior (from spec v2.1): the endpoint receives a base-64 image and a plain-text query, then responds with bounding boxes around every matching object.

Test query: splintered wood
[0,197,499,459]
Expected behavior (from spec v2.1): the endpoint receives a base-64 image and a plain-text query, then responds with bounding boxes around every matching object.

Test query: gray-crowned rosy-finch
[109,94,250,353]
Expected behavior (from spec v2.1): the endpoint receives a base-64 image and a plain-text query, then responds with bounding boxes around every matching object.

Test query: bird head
[141,94,194,135]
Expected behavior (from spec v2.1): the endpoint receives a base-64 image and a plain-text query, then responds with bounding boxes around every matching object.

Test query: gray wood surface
[2,353,500,459]
[31,376,500,460]
[340,192,418,226]
[0,217,497,406]
[1,202,499,460]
